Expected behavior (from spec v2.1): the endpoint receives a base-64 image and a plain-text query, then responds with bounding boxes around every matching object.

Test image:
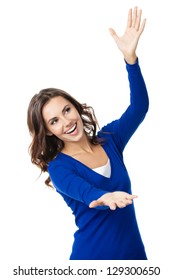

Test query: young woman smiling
[27,7,149,260]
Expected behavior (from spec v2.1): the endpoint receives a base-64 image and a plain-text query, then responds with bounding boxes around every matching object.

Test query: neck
[62,134,94,156]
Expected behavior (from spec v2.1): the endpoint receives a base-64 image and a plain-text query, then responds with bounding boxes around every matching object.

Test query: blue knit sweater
[48,59,149,260]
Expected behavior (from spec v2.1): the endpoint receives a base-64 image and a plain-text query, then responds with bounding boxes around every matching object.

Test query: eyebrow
[47,104,70,124]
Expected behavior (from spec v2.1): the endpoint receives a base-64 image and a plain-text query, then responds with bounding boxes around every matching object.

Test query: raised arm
[105,7,149,150]
[90,8,148,210]
[109,7,146,64]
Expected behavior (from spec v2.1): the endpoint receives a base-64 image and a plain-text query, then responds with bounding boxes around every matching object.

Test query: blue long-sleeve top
[48,59,149,260]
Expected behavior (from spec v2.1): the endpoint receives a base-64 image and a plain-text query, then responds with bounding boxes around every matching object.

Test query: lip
[64,123,77,134]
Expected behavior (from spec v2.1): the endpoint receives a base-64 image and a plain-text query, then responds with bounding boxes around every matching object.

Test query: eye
[50,118,58,125]
[65,106,71,113]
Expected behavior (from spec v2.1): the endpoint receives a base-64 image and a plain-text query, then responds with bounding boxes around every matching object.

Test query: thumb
[109,28,118,39]
[89,200,99,208]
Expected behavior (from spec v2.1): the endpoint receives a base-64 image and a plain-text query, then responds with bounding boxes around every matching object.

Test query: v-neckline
[59,145,112,179]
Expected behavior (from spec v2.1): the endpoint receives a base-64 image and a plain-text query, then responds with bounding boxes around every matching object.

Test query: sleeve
[100,59,149,151]
[48,162,108,207]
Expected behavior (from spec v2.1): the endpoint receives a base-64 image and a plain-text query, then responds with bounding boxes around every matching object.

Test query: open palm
[109,7,146,64]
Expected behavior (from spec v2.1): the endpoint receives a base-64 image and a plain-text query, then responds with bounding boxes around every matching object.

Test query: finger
[138,18,146,35]
[125,199,133,205]
[122,195,138,206]
[127,194,138,200]
[126,8,132,28]
[117,198,134,208]
[132,6,138,28]
[89,200,99,208]
[135,9,142,31]
[109,28,115,36]
[109,28,118,39]
[117,201,126,208]
[109,202,117,210]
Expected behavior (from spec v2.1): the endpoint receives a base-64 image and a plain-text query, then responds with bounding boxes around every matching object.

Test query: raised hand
[89,191,138,211]
[109,7,146,64]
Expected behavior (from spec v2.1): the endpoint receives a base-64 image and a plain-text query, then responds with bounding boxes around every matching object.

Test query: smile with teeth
[65,123,77,134]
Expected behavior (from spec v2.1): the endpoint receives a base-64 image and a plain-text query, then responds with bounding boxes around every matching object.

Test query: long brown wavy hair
[27,88,100,187]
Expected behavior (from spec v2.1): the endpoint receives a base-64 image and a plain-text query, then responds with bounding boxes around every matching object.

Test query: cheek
[49,124,63,136]
[69,111,82,124]
[75,112,83,122]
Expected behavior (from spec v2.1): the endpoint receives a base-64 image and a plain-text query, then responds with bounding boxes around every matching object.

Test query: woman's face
[42,96,84,144]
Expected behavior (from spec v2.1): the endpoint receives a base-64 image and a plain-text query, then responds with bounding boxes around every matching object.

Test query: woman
[27,7,149,260]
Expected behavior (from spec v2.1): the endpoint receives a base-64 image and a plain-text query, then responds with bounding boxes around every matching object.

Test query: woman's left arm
[107,7,149,149]
[109,6,146,64]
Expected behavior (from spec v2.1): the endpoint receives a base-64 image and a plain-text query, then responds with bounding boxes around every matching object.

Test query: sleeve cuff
[125,57,139,66]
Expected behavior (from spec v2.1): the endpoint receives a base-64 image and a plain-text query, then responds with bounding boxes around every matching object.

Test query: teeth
[65,124,77,134]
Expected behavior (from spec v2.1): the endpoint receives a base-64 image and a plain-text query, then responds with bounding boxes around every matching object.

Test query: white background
[1,0,172,279]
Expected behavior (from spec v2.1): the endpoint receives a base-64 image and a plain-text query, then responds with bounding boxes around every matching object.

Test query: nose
[61,115,73,128]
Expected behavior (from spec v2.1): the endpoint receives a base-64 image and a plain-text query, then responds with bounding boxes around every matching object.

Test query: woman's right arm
[49,163,136,211]
[48,163,108,207]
